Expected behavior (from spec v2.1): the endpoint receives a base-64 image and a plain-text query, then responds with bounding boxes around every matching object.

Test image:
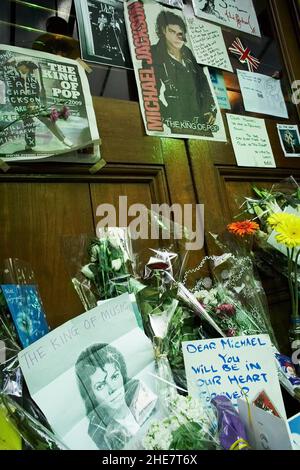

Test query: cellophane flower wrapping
[204,235,278,348]
[143,340,219,451]
[241,176,300,282]
[143,394,219,450]
[64,228,145,311]
[211,395,250,450]
[234,177,300,398]
[0,259,66,450]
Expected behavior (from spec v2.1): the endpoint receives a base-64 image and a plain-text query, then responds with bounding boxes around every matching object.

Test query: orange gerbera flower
[227,220,259,237]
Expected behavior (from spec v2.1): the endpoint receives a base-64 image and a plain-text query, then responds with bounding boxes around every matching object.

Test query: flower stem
[288,248,296,316]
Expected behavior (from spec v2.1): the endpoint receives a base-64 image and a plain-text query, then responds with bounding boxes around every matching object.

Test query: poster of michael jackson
[124,0,226,141]
[75,0,132,69]
[0,45,99,161]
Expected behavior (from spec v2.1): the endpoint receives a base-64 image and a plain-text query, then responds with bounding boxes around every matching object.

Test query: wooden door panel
[0,182,94,328]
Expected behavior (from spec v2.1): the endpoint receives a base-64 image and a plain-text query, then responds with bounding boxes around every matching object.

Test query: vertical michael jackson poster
[75,0,132,69]
[124,0,226,141]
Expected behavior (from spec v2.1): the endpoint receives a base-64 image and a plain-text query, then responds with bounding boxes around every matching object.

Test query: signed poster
[125,0,226,141]
[192,0,261,37]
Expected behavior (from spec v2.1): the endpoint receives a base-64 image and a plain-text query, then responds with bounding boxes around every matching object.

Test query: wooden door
[0,97,201,329]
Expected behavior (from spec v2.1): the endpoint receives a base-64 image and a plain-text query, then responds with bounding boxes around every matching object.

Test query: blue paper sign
[209,70,231,110]
[1,285,49,348]
[288,413,300,450]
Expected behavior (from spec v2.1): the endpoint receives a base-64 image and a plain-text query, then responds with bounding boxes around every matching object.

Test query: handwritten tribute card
[187,17,233,72]
[182,334,286,418]
[237,70,288,119]
[227,114,276,168]
[192,0,261,37]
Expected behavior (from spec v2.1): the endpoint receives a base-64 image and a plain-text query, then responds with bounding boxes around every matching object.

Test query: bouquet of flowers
[236,178,300,356]
[68,225,212,389]
[144,395,218,450]
[184,247,277,348]
[0,259,65,450]
[66,228,145,311]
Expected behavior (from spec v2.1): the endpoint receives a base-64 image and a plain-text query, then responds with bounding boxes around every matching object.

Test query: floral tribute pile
[0,211,299,450]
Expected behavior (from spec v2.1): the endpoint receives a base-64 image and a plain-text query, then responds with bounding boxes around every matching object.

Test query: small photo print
[277,124,300,157]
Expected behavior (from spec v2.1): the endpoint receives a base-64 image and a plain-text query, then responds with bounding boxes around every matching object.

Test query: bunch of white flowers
[194,288,219,307]
[143,395,212,450]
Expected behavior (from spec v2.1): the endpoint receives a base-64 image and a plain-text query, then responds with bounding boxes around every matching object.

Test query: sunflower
[267,212,295,229]
[227,220,259,237]
[274,214,300,248]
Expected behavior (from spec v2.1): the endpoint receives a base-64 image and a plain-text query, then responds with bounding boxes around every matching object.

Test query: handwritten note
[227,114,276,168]
[182,334,286,418]
[187,17,233,72]
[192,0,261,37]
[237,70,288,119]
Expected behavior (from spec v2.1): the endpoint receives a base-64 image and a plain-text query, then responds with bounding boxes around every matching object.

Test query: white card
[237,70,288,119]
[227,114,276,168]
[182,335,286,418]
[192,0,261,37]
[187,17,233,72]
[238,399,293,450]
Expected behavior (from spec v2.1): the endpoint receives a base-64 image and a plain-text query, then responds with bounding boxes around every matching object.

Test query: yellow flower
[274,214,300,248]
[267,212,295,229]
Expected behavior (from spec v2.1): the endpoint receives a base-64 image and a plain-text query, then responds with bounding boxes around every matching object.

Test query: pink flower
[215,304,236,318]
[59,106,70,120]
[227,328,237,337]
[49,108,59,122]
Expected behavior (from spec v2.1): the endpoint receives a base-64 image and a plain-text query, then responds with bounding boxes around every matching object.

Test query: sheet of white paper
[288,412,300,450]
[19,294,158,450]
[192,0,261,37]
[238,400,293,450]
[186,17,233,72]
[182,334,286,418]
[237,70,288,118]
[227,114,276,168]
[277,124,300,157]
